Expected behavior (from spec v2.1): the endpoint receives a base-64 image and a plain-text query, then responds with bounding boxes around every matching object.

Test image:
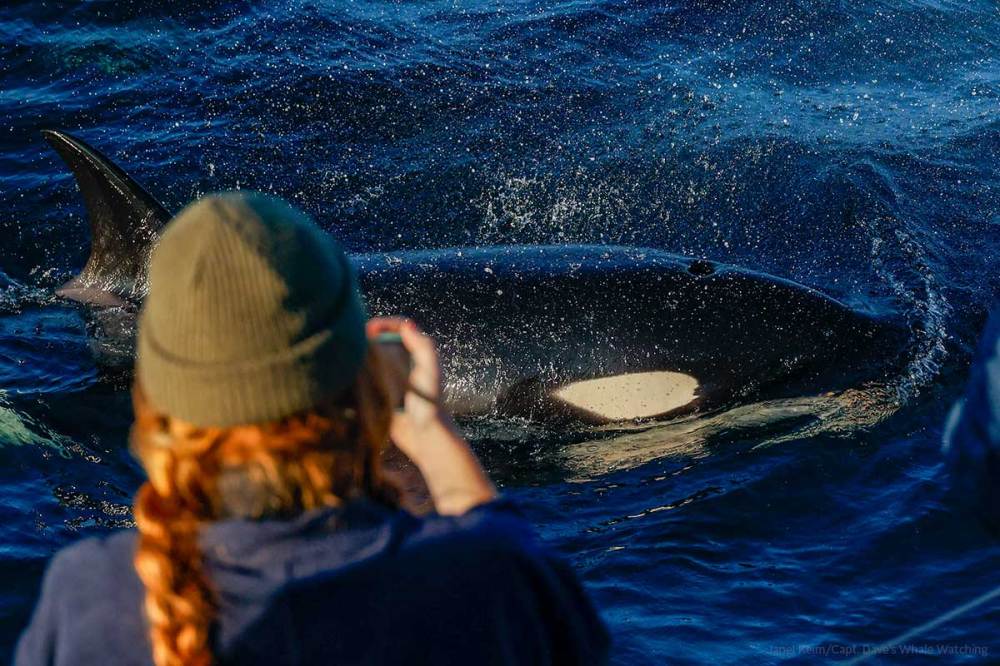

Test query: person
[15,193,609,666]
[943,306,1000,530]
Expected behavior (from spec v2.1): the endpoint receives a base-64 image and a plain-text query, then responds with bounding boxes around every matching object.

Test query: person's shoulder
[24,530,139,632]
[17,530,148,666]
[45,529,138,590]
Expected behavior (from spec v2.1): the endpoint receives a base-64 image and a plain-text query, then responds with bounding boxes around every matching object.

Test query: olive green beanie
[136,192,368,428]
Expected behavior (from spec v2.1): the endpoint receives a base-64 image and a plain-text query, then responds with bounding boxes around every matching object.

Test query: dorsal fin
[42,129,171,302]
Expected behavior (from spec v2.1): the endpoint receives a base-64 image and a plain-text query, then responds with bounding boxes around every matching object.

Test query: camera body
[375,332,410,409]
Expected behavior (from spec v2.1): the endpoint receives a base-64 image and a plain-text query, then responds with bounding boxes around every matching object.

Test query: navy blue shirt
[16,499,608,665]
[944,308,1000,528]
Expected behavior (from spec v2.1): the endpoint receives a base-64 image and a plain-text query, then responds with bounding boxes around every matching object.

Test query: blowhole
[688,259,715,276]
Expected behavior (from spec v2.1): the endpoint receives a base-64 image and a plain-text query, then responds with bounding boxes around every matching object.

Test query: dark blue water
[1,1,999,662]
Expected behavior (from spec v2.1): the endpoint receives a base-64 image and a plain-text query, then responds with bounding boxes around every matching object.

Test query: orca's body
[42,129,908,425]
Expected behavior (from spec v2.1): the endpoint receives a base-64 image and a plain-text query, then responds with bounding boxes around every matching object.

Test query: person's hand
[366,317,449,458]
[366,317,496,515]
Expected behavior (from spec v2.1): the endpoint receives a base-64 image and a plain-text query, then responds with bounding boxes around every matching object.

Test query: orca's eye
[688,259,715,276]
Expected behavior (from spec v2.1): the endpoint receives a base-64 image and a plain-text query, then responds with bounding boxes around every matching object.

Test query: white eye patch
[552,371,699,421]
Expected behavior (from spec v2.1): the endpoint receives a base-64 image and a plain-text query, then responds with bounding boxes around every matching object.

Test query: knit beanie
[136,192,368,428]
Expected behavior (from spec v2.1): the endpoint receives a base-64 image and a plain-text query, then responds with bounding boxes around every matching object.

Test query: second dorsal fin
[42,129,171,302]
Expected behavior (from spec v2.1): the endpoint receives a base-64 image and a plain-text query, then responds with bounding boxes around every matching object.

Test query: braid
[134,481,215,666]
[130,347,399,666]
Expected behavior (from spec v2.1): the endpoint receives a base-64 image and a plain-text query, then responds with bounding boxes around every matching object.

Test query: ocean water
[1,0,999,662]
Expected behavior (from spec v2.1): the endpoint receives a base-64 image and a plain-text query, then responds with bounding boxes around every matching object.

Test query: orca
[41,129,908,426]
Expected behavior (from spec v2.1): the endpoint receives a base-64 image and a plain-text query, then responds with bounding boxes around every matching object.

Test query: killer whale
[41,129,908,425]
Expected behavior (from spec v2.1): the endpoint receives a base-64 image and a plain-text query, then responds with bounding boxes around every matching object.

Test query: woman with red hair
[16,193,608,665]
